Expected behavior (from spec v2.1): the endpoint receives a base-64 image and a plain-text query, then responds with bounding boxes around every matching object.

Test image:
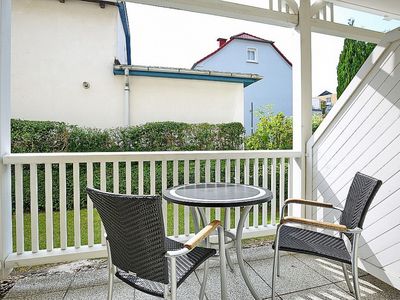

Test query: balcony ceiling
[329,0,400,20]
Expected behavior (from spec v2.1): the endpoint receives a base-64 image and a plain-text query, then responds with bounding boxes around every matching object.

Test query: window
[247,48,258,63]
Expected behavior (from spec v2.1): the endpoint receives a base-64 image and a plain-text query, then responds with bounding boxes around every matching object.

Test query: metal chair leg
[170,257,177,300]
[199,260,209,300]
[106,240,114,300]
[225,249,235,272]
[271,225,282,300]
[342,262,354,294]
[164,284,171,300]
[218,226,227,300]
[351,234,361,300]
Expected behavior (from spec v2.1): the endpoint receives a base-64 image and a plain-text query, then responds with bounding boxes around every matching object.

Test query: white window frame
[247,47,258,63]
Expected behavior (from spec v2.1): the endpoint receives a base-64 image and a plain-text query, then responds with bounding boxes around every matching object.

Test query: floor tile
[248,255,331,296]
[3,291,65,300]
[335,274,400,299]
[198,262,271,300]
[4,272,74,298]
[280,283,353,300]
[293,254,368,283]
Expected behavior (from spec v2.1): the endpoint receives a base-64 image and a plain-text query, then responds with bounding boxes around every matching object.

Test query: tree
[245,106,324,150]
[337,38,376,98]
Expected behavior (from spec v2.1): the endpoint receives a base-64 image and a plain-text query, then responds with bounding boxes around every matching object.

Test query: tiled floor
[4,245,400,299]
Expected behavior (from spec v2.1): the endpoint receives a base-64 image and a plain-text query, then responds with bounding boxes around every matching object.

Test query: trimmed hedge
[11,119,245,211]
[11,119,244,153]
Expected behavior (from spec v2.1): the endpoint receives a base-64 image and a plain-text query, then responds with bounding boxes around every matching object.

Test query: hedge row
[11,119,245,211]
[11,119,245,153]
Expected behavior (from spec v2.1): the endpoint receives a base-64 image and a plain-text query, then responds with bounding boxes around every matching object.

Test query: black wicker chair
[87,188,227,300]
[271,172,382,300]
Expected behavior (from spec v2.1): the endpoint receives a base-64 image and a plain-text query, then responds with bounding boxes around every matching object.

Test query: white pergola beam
[125,0,298,28]
[311,18,385,43]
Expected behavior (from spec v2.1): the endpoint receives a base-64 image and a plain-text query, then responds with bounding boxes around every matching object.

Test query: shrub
[11,119,245,212]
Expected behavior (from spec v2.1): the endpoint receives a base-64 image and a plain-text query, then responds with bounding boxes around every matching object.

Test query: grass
[12,205,277,252]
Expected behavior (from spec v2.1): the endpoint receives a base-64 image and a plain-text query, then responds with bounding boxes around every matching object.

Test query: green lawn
[12,205,276,252]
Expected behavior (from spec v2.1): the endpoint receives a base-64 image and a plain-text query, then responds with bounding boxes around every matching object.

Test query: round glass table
[163,182,273,300]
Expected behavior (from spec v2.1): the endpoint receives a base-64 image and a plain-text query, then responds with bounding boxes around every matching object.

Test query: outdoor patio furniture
[271,172,382,300]
[163,182,273,300]
[86,188,227,300]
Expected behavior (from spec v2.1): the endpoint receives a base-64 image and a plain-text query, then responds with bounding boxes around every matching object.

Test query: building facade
[11,0,257,128]
[193,33,293,135]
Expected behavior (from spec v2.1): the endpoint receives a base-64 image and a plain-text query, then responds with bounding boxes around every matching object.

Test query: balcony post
[0,0,13,278]
[292,0,313,218]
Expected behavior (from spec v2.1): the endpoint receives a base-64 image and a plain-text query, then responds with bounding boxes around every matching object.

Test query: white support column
[0,0,12,278]
[292,0,313,218]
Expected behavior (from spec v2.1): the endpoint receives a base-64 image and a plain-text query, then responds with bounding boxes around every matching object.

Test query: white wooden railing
[3,150,300,267]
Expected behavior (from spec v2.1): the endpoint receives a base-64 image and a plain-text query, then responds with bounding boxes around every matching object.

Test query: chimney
[217,38,227,47]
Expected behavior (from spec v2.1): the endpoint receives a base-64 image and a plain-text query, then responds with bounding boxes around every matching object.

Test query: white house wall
[10,0,244,129]
[310,39,400,289]
[129,76,244,125]
[11,0,124,129]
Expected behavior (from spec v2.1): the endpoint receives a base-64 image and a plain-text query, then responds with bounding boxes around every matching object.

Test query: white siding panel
[311,39,400,289]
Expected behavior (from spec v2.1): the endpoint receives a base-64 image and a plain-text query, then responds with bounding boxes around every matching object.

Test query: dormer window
[247,48,258,63]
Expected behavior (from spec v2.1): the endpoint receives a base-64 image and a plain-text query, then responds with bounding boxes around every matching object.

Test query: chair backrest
[339,172,382,230]
[86,188,168,284]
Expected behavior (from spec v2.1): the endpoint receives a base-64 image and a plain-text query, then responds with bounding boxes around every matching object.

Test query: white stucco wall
[11,0,244,129]
[11,0,124,128]
[128,76,244,125]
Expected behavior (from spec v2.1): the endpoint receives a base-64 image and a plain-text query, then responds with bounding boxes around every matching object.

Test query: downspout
[124,68,130,126]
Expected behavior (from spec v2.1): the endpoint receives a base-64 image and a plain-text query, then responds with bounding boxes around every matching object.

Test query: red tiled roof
[192,32,292,68]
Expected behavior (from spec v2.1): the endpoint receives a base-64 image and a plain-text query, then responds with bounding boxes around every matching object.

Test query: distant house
[11,0,260,128]
[318,90,337,114]
[192,33,293,135]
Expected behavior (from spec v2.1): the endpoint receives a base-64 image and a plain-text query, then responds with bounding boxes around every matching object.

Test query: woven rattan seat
[116,238,215,297]
[271,172,382,300]
[86,187,225,300]
[274,225,351,264]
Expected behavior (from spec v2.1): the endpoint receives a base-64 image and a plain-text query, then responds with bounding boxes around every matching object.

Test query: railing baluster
[86,163,94,247]
[138,160,144,195]
[205,159,211,223]
[73,162,81,248]
[59,163,67,250]
[125,161,131,195]
[279,158,285,222]
[161,160,168,232]
[45,163,53,251]
[253,158,259,228]
[215,159,221,220]
[30,164,39,253]
[150,160,156,195]
[329,2,334,22]
[100,162,106,245]
[173,160,179,237]
[15,164,24,254]
[271,158,277,226]
[183,160,190,236]
[235,159,241,227]
[225,159,231,230]
[269,0,273,10]
[288,157,294,216]
[113,161,119,194]
[262,158,268,226]
[278,0,282,12]
[244,158,250,229]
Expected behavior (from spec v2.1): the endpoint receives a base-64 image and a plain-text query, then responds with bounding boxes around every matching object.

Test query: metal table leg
[236,205,261,300]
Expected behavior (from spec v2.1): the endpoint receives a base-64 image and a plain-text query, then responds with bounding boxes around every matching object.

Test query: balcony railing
[3,150,301,267]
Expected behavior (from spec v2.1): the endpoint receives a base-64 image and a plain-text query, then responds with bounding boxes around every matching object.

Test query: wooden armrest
[184,220,221,250]
[281,217,348,232]
[285,198,334,208]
